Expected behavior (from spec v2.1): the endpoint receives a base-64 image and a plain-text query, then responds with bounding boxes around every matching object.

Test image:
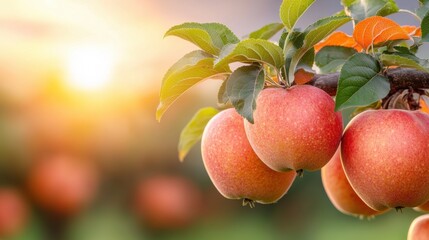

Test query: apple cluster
[201,84,429,222]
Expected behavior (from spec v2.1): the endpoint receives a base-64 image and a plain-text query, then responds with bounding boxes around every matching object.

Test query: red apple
[0,188,27,237]
[201,108,296,205]
[415,200,429,212]
[27,154,98,217]
[322,148,386,218]
[244,86,342,172]
[408,214,429,240]
[342,109,429,211]
[134,175,202,229]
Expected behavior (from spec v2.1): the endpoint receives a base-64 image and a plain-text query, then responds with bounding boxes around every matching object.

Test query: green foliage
[341,0,399,22]
[280,0,316,31]
[335,53,390,111]
[159,0,429,165]
[418,0,429,19]
[422,12,429,42]
[215,39,285,69]
[217,80,229,105]
[380,54,429,73]
[178,107,219,161]
[165,22,239,55]
[315,46,357,74]
[248,23,284,40]
[287,15,351,82]
[226,65,265,124]
[297,48,315,71]
[156,50,230,121]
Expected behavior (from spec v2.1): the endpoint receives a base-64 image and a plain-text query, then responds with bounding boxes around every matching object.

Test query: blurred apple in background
[27,154,98,217]
[134,175,203,230]
[0,188,28,237]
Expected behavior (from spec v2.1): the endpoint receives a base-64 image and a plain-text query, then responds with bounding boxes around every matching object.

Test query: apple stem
[395,207,404,213]
[296,169,304,178]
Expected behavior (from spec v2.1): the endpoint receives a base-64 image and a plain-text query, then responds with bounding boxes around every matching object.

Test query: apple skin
[322,148,386,218]
[244,86,342,172]
[408,214,429,240]
[0,189,27,237]
[134,175,202,230]
[342,109,429,211]
[415,200,429,212]
[27,155,98,217]
[201,108,296,204]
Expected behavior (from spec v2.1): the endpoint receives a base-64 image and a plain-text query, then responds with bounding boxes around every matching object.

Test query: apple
[321,148,386,218]
[244,85,342,173]
[415,200,429,212]
[27,154,98,217]
[342,109,429,211]
[408,214,429,240]
[0,188,27,237]
[134,175,202,229]
[201,108,296,205]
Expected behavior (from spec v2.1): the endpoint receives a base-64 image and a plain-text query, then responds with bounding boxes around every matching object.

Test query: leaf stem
[398,9,422,22]
[266,75,283,88]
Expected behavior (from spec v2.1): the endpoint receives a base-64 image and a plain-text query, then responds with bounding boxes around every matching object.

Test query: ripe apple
[342,109,429,211]
[201,108,296,205]
[134,175,202,229]
[244,85,342,173]
[0,188,27,237]
[408,214,429,240]
[415,200,429,212]
[27,154,98,217]
[321,148,386,218]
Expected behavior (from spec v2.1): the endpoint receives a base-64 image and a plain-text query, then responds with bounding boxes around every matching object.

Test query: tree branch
[306,68,429,96]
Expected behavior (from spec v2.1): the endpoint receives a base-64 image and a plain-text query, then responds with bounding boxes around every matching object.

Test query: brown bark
[307,68,429,96]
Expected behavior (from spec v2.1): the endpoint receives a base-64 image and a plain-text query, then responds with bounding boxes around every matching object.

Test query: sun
[65,44,116,92]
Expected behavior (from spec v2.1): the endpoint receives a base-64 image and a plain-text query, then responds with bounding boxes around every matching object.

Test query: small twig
[306,68,429,96]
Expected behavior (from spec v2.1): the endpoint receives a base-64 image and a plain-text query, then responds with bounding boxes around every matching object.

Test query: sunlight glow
[65,45,116,91]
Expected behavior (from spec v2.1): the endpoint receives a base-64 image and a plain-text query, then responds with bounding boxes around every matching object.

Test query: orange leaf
[294,68,314,85]
[314,32,362,53]
[421,98,429,114]
[353,16,410,50]
[402,25,422,37]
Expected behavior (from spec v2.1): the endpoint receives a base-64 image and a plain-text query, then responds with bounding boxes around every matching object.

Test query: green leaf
[279,30,288,49]
[302,16,351,49]
[156,50,230,121]
[315,46,357,74]
[418,0,429,19]
[341,0,399,22]
[380,54,429,72]
[422,12,429,42]
[249,23,284,40]
[215,39,285,69]
[280,0,316,31]
[283,31,305,76]
[335,53,390,111]
[287,16,351,82]
[298,48,315,70]
[165,22,240,55]
[218,80,229,105]
[178,107,219,161]
[226,65,265,124]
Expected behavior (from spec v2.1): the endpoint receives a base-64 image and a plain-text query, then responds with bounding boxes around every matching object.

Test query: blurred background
[0,0,426,239]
